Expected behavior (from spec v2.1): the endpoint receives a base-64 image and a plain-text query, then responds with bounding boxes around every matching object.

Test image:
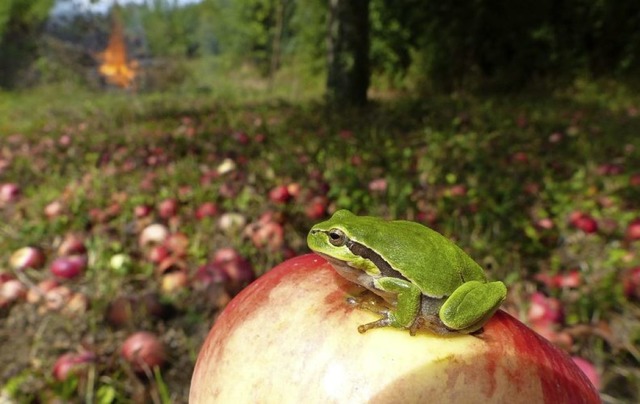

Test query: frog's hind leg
[411,296,457,335]
[439,280,507,334]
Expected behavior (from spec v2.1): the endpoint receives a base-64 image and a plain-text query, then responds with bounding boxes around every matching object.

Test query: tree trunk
[326,0,370,106]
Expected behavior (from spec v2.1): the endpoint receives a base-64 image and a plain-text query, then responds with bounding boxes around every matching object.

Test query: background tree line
[2,0,640,102]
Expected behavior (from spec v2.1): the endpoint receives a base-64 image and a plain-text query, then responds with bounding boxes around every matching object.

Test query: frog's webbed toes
[357,315,393,333]
[346,293,388,315]
[411,314,458,335]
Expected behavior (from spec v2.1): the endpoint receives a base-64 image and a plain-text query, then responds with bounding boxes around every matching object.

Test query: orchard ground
[1,76,640,402]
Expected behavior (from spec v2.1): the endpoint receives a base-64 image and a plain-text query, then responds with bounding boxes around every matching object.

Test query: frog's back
[350,217,486,297]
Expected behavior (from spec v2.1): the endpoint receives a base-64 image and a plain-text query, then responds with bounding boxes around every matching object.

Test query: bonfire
[97,9,137,89]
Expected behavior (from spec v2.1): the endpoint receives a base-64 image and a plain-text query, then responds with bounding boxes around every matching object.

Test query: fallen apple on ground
[190,254,600,403]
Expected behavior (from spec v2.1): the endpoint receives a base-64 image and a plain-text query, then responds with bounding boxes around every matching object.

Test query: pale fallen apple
[190,254,600,403]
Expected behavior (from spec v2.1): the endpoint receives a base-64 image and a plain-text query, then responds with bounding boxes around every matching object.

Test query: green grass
[1,74,640,402]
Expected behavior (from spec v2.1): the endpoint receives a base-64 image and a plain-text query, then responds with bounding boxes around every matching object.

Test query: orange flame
[98,10,137,89]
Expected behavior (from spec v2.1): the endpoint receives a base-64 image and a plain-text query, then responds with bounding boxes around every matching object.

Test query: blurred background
[4,0,640,97]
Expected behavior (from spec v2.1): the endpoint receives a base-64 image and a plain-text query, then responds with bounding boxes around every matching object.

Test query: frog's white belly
[319,254,397,304]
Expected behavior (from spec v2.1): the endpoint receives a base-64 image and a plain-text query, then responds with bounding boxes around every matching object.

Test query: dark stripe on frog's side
[346,239,406,280]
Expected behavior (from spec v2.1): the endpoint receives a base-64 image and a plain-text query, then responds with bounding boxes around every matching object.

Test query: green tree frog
[307,209,507,335]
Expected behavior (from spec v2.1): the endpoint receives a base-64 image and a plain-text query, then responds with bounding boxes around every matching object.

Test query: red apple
[134,204,153,218]
[195,202,218,220]
[305,196,328,220]
[139,223,169,247]
[368,178,387,192]
[596,163,623,176]
[534,218,555,230]
[511,151,529,164]
[9,246,46,270]
[232,131,250,144]
[45,285,73,311]
[147,245,170,264]
[26,279,59,304]
[625,218,640,241]
[62,292,89,315]
[52,351,96,381]
[44,200,64,219]
[447,184,467,197]
[158,198,179,219]
[213,248,254,292]
[269,185,292,204]
[50,256,87,279]
[0,182,20,203]
[164,232,189,257]
[549,132,563,143]
[570,212,598,234]
[121,331,166,373]
[194,262,229,287]
[218,213,247,231]
[527,292,564,326]
[58,234,87,256]
[622,267,640,300]
[286,182,301,199]
[0,278,26,308]
[571,357,601,391]
[161,270,189,294]
[190,255,599,402]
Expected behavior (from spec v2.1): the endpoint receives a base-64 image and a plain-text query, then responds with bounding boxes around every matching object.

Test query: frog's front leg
[439,280,507,334]
[357,277,421,333]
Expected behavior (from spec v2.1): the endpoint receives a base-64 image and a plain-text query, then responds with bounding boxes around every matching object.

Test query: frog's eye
[328,229,347,246]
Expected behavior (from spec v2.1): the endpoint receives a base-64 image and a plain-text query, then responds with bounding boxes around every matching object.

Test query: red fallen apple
[527,292,564,326]
[157,198,179,219]
[511,151,529,164]
[195,202,218,220]
[164,232,189,257]
[0,182,21,203]
[44,200,64,219]
[139,223,170,247]
[625,218,640,241]
[305,196,328,220]
[50,256,87,279]
[134,204,153,218]
[52,351,96,381]
[121,331,166,373]
[9,246,46,270]
[194,262,230,287]
[161,270,189,294]
[213,248,254,290]
[570,212,598,234]
[622,267,640,300]
[269,185,292,204]
[446,184,467,197]
[0,278,26,308]
[190,254,600,403]
[58,233,87,256]
[26,279,59,304]
[147,245,170,264]
[368,178,387,192]
[571,357,601,391]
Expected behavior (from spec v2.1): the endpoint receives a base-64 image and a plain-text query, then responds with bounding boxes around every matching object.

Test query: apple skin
[190,254,600,403]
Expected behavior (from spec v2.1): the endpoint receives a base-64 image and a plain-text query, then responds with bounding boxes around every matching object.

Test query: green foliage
[133,0,201,57]
[0,0,54,88]
[384,0,640,91]
[195,0,298,76]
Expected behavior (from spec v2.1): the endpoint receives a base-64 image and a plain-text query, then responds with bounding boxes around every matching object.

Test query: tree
[326,0,369,106]
[0,0,54,88]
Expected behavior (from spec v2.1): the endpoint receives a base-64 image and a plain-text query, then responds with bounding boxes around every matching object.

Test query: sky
[51,0,203,16]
